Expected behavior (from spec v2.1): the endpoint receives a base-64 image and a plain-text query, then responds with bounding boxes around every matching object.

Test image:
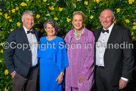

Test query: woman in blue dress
[38,19,69,91]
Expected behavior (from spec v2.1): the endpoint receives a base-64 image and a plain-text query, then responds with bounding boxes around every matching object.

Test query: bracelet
[60,72,64,76]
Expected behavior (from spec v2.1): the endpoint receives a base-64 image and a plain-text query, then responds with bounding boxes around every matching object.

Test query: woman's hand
[79,76,85,83]
[56,72,64,85]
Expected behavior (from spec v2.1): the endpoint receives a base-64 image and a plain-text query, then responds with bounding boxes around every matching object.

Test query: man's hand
[11,71,16,78]
[119,79,128,89]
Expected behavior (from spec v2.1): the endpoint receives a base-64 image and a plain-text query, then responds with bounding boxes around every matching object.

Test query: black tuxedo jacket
[4,26,39,77]
[94,24,134,85]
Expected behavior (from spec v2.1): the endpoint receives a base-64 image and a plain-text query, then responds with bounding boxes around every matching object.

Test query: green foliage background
[0,0,136,90]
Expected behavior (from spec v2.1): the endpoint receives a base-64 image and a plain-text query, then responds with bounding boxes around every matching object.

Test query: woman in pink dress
[65,11,95,91]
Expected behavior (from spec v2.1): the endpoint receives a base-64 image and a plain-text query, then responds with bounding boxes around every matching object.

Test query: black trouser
[95,66,125,91]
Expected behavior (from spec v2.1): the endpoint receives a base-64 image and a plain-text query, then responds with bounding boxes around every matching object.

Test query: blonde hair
[72,11,85,20]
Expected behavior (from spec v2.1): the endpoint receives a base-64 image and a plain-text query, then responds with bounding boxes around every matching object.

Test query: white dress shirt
[23,26,38,67]
[96,23,114,66]
[96,23,128,82]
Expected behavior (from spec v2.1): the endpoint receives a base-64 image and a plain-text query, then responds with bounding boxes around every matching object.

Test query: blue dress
[38,36,69,91]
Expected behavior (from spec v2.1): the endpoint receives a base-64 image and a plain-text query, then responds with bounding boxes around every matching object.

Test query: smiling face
[45,24,56,36]
[72,14,84,31]
[100,10,115,29]
[22,14,34,30]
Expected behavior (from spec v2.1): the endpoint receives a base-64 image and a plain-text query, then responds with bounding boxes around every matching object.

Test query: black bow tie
[102,29,109,33]
[27,31,35,34]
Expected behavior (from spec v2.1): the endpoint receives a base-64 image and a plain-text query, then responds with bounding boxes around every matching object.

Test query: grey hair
[22,10,34,19]
[72,11,85,20]
[100,9,115,18]
[43,19,60,34]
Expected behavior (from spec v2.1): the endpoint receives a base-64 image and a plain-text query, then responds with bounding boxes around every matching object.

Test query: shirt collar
[23,26,33,34]
[103,23,114,34]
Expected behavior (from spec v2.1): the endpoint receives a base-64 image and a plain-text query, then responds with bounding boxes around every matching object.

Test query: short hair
[72,11,85,20]
[43,19,60,35]
[100,9,115,18]
[22,10,34,19]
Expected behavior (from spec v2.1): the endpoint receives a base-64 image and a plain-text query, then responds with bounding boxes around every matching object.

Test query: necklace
[74,29,84,40]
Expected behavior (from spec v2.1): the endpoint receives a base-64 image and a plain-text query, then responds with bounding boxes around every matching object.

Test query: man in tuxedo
[4,10,39,91]
[94,9,134,91]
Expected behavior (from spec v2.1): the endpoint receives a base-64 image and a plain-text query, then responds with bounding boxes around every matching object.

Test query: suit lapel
[20,27,29,44]
[104,24,117,54]
[95,28,103,42]
[107,24,117,44]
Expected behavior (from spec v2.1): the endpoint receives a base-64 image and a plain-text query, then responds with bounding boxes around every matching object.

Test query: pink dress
[64,27,95,91]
